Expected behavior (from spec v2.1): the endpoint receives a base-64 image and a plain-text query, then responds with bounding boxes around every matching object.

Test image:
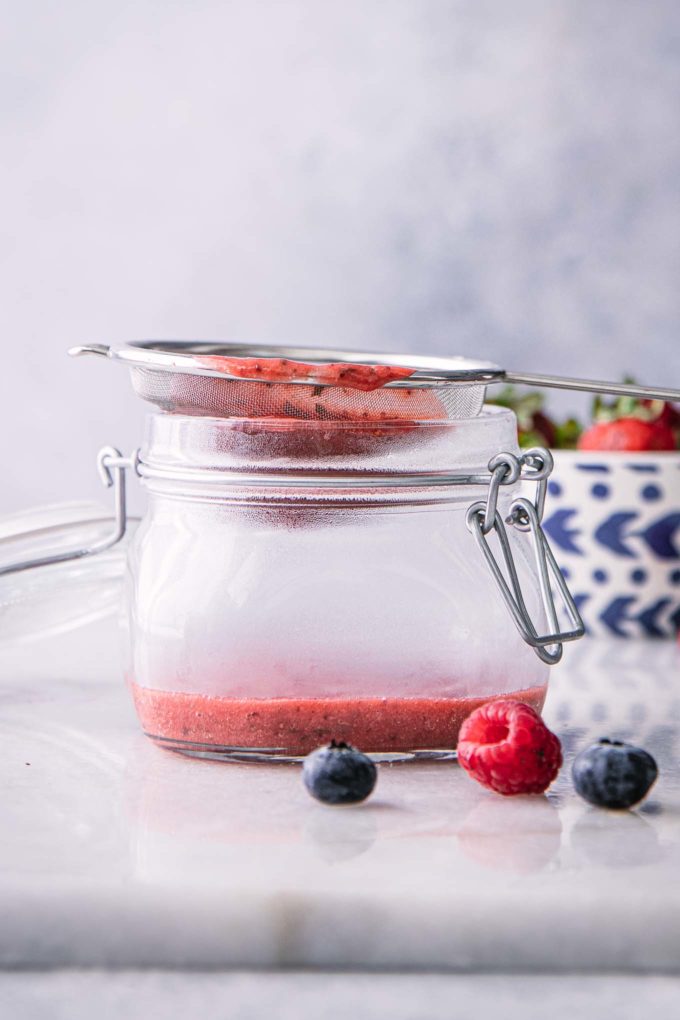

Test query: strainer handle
[0,447,136,577]
[466,450,585,665]
[502,372,680,403]
[68,344,112,358]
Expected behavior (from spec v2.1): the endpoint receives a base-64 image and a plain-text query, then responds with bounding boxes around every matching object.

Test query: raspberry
[458,700,562,796]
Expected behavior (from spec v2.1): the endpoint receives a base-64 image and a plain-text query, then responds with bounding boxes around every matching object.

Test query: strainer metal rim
[70,341,505,389]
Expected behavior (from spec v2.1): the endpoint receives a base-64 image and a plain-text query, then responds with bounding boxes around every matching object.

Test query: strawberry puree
[130,682,548,756]
[197,354,415,392]
[163,354,449,424]
[169,377,447,424]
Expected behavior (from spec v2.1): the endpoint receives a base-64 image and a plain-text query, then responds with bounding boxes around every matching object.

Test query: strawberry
[644,399,680,446]
[578,391,678,452]
[489,381,679,452]
[578,417,676,451]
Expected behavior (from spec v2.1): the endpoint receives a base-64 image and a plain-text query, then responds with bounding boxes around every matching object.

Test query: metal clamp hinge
[0,446,139,578]
[466,449,585,665]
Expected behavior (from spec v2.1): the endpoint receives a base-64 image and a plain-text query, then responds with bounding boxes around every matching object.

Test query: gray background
[1,0,678,513]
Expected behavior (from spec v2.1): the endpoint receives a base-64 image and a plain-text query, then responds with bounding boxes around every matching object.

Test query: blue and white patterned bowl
[543,451,680,638]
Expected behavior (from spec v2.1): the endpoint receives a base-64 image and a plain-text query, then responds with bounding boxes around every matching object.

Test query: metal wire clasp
[466,449,584,665]
[0,447,138,578]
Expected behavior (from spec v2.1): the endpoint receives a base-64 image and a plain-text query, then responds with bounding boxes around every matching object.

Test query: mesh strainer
[69,341,680,421]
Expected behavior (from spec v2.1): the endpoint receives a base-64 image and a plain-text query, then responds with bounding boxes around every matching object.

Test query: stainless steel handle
[502,372,680,403]
[68,344,112,359]
[466,450,585,665]
[0,447,137,577]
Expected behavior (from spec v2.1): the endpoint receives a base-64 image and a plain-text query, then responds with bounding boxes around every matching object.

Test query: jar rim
[138,404,520,503]
[137,459,497,490]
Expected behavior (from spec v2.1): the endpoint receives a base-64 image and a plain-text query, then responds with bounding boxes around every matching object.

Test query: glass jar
[122,406,576,760]
[1,404,582,761]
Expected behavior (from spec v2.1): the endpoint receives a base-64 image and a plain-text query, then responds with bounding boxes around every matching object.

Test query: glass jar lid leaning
[4,342,680,761]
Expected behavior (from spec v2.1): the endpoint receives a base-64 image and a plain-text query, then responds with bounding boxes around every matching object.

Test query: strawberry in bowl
[578,395,677,452]
[489,386,680,639]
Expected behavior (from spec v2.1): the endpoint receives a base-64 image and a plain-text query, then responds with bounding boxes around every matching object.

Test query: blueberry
[302,740,377,805]
[572,738,658,810]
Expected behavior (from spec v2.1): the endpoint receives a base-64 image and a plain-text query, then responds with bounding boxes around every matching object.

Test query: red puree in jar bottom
[129,682,548,756]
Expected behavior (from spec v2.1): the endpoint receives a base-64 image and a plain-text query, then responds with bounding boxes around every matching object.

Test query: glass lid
[0,502,137,642]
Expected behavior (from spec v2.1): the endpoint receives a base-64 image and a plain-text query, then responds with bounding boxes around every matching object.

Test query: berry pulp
[129,681,548,757]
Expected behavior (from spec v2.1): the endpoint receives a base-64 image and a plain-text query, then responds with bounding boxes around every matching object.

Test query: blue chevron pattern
[542,508,583,555]
[640,513,680,558]
[593,512,638,557]
[544,510,680,561]
[591,595,676,632]
[545,457,680,639]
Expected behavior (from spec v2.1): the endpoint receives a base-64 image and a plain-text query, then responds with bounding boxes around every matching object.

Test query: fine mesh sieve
[128,366,489,421]
[70,342,503,422]
[69,341,680,422]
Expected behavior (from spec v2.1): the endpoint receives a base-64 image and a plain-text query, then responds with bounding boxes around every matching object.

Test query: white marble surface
[0,618,679,971]
[3,972,680,1020]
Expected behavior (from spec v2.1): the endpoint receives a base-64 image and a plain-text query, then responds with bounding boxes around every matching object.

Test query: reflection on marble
[0,618,679,970]
[303,808,378,864]
[570,809,665,870]
[457,795,562,874]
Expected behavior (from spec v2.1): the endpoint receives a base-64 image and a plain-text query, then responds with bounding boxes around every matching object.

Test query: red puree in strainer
[164,353,451,427]
[197,354,416,391]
